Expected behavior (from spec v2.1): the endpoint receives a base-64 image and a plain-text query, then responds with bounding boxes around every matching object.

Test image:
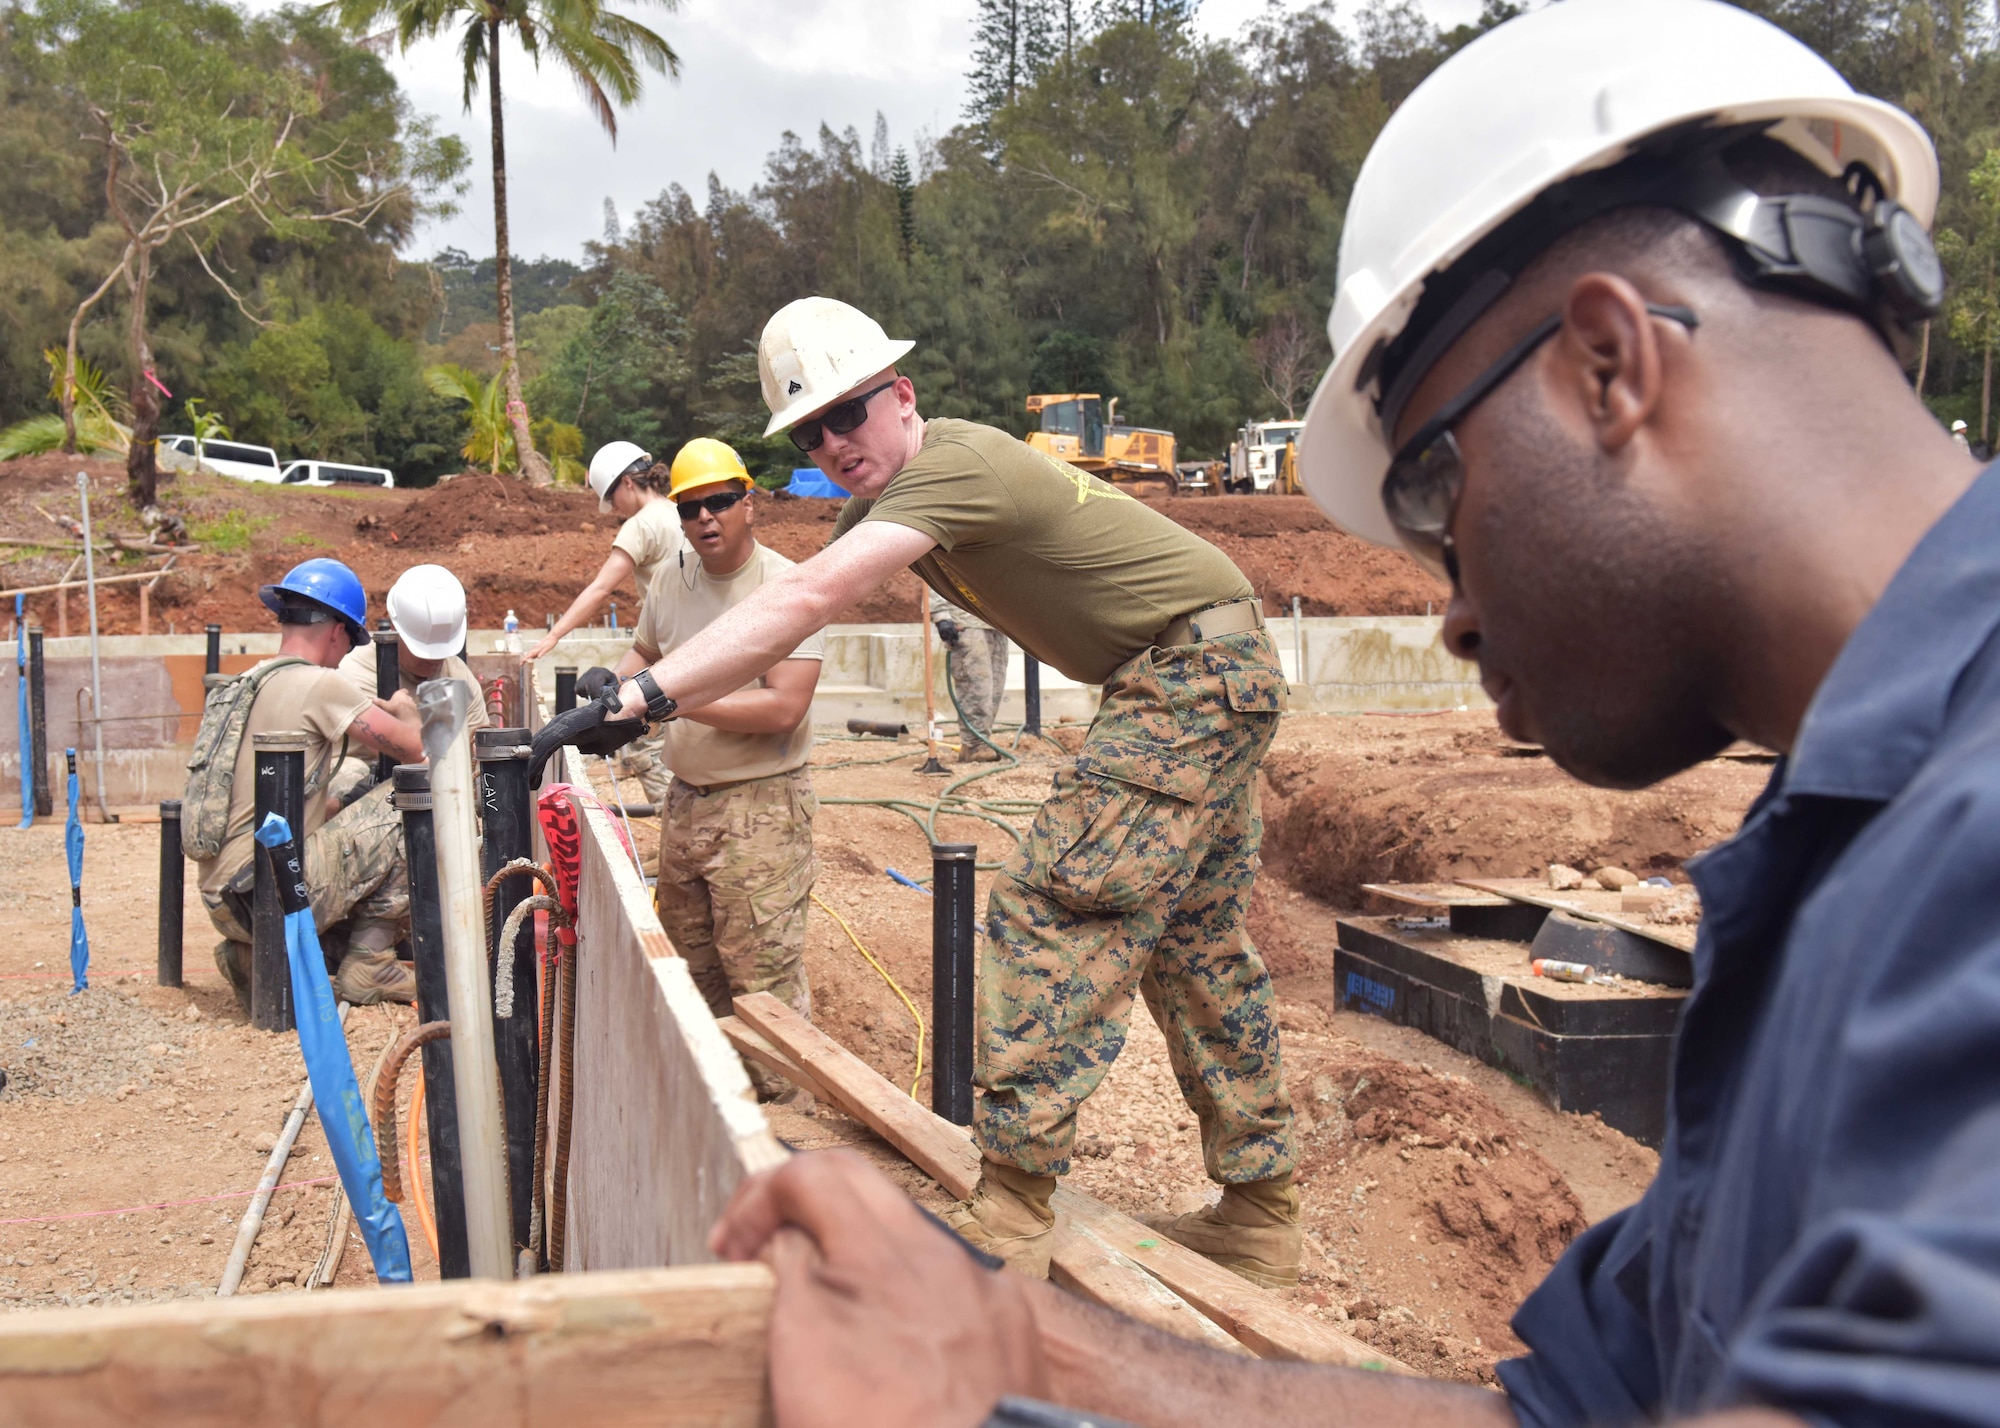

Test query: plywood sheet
[560,748,786,1273]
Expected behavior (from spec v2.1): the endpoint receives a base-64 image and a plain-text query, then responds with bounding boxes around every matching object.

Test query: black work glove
[529,691,647,787]
[575,665,620,702]
[935,618,961,648]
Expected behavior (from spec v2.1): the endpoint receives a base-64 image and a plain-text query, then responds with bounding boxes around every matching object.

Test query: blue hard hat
[259,558,368,645]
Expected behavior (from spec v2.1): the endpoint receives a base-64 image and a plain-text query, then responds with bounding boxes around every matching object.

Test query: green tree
[426,360,515,476]
[1938,147,2000,441]
[327,0,681,485]
[526,270,690,451]
[14,0,463,508]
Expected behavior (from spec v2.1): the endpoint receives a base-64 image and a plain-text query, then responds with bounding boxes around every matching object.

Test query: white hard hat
[587,440,652,515]
[1953,419,1969,432]
[1299,0,1939,550]
[386,564,468,662]
[758,297,915,436]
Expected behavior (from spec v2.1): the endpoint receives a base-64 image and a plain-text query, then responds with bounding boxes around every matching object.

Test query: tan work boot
[957,741,1003,763]
[943,1159,1058,1278]
[213,940,251,1013]
[1139,1175,1302,1288]
[332,947,416,1006]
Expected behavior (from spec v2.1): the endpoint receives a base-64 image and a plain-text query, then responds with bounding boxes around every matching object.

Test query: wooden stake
[918,587,946,773]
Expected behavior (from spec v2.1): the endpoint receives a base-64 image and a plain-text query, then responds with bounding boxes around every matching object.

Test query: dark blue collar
[1783,460,2000,804]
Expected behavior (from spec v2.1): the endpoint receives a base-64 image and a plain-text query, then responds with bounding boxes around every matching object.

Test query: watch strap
[632,668,677,723]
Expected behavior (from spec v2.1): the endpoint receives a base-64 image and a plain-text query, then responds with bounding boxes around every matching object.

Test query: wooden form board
[730,994,1403,1373]
[1457,877,1700,954]
[0,1263,772,1427]
[1360,882,1508,910]
[556,746,787,1273]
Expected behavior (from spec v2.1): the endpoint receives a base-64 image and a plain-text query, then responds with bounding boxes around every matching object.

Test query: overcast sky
[245,0,1487,262]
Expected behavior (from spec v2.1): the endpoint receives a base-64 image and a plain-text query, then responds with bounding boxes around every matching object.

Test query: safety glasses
[1382,303,1698,583]
[676,489,749,522]
[789,380,897,453]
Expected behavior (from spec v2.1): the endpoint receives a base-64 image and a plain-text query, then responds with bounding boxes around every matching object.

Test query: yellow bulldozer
[1025,394,1180,497]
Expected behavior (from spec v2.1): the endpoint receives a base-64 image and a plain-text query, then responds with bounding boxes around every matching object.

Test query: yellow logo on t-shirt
[1030,448,1133,505]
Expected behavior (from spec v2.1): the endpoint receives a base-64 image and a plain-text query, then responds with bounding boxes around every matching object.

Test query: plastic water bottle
[503,608,520,655]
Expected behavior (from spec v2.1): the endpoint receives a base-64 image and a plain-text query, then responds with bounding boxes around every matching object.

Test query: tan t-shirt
[337,642,491,734]
[632,543,824,787]
[197,660,371,895]
[831,419,1252,683]
[611,498,688,601]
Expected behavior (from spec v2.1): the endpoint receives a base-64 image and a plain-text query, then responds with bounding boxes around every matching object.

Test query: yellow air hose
[810,891,927,1099]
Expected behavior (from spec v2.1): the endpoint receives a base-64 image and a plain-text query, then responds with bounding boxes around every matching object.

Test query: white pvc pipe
[75,472,111,822]
[418,677,514,1280]
[217,1004,350,1297]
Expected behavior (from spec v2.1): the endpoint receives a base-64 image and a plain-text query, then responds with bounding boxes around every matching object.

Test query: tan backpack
[180,656,309,862]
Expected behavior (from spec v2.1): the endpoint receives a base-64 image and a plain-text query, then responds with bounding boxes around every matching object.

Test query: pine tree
[966,0,1056,127]
[890,148,917,263]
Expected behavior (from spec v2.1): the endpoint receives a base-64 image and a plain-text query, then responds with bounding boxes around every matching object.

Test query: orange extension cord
[406,1069,439,1261]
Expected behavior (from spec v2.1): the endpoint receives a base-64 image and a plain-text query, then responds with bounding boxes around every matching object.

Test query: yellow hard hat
[667,438,751,499]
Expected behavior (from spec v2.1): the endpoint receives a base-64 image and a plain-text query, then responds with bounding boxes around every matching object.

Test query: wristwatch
[631,668,678,724]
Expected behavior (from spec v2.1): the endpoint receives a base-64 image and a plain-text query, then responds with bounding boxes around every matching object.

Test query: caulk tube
[254,812,412,1284]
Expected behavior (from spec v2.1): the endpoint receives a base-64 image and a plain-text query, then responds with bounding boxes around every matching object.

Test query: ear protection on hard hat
[1375,125,1944,439]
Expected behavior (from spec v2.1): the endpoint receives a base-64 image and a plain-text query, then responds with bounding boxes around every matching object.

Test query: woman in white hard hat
[525,440,688,662]
[527,440,688,800]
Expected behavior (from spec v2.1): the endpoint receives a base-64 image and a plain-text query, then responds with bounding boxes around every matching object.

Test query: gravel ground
[0,980,205,1101]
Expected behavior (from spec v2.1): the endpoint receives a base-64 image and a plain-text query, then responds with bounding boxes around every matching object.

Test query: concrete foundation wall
[0,617,1484,810]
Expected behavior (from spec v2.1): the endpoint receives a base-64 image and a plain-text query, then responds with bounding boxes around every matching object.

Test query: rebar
[371,1020,453,1203]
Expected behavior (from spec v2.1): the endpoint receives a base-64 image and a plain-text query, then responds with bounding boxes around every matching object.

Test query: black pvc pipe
[373,631,401,785]
[157,799,183,988]
[475,726,538,1253]
[393,763,470,1278]
[250,733,305,1033]
[931,842,978,1125]
[553,667,577,715]
[27,627,48,818]
[204,624,221,677]
[1023,655,1042,738]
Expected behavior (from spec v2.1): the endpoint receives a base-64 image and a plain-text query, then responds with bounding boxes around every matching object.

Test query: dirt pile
[1283,1022,1590,1371]
[1259,716,1769,904]
[0,461,1442,633]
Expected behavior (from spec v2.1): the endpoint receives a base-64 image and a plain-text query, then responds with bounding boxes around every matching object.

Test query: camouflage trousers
[949,629,1010,740]
[654,767,816,1024]
[979,627,1294,1184]
[204,778,411,971]
[615,728,670,804]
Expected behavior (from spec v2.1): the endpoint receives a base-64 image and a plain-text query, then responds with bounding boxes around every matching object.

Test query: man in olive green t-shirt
[567,298,1299,1285]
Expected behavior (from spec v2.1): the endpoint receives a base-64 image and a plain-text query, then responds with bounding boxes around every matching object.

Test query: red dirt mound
[1259,717,1769,905]
[1287,1035,1589,1367]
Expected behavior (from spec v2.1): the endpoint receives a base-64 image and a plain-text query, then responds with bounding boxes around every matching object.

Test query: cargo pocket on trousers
[746,853,817,929]
[1224,667,1290,713]
[1019,741,1209,915]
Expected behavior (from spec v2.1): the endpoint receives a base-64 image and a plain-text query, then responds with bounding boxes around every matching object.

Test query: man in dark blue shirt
[703,4,2000,1425]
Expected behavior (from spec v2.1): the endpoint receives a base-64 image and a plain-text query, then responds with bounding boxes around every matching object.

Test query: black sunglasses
[1381,303,1699,584]
[789,380,897,453]
[677,489,749,522]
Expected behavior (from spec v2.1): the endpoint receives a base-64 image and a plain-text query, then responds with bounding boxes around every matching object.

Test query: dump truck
[1225,419,1304,494]
[1025,394,1180,497]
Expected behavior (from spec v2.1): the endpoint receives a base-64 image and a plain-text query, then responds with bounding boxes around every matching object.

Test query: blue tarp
[255,813,412,1284]
[785,467,850,499]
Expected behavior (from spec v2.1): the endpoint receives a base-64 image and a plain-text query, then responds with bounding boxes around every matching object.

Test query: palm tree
[327,0,679,484]
[426,361,516,475]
